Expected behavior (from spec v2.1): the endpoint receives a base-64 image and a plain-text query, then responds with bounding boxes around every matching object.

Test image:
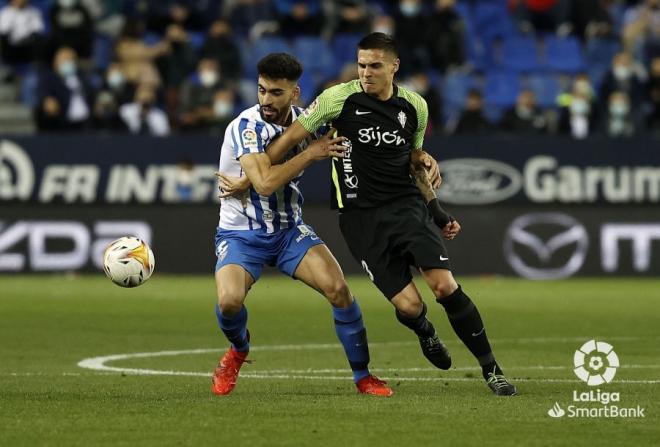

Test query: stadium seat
[544,36,585,73]
[243,37,291,77]
[472,2,516,43]
[442,71,480,111]
[483,71,520,108]
[92,34,114,71]
[19,67,39,107]
[584,38,620,88]
[292,37,335,80]
[332,34,361,68]
[188,31,207,51]
[525,73,561,108]
[500,36,541,72]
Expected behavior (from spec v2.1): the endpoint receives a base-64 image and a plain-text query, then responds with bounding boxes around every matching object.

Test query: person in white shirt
[119,85,170,136]
[0,0,45,66]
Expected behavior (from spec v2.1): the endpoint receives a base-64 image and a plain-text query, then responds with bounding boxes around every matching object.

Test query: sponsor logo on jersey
[302,98,318,118]
[340,139,358,189]
[357,127,406,147]
[241,128,258,150]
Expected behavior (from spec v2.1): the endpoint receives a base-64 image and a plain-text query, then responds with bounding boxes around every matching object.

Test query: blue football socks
[216,303,249,352]
[332,299,370,383]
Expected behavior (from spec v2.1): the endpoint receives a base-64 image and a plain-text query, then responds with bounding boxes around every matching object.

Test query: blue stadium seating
[526,73,561,108]
[544,36,585,73]
[483,71,520,107]
[442,71,480,111]
[472,2,516,43]
[500,36,541,72]
[584,38,620,87]
[331,34,361,69]
[243,37,291,77]
[292,36,335,80]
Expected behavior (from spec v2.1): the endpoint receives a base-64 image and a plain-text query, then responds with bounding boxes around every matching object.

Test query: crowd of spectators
[0,0,659,138]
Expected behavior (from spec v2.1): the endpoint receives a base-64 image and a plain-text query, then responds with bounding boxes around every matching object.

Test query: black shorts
[338,194,451,300]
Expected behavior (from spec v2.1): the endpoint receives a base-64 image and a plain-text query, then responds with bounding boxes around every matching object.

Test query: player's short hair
[257,53,303,82]
[358,32,399,58]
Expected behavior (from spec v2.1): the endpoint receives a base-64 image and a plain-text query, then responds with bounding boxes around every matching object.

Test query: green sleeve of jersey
[398,87,429,150]
[297,81,359,134]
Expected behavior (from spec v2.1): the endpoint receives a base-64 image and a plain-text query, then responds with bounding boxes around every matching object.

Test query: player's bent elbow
[253,181,275,197]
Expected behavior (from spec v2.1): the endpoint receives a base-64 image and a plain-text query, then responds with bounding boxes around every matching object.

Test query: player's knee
[217,290,245,315]
[320,278,351,307]
[394,298,423,318]
[431,280,459,300]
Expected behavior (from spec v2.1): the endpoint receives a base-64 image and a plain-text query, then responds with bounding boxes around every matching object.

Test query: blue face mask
[58,61,76,77]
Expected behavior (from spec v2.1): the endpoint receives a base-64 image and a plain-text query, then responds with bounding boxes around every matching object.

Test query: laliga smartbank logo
[547,340,645,419]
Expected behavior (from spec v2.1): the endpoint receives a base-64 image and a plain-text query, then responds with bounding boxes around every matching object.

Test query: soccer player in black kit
[265,33,517,396]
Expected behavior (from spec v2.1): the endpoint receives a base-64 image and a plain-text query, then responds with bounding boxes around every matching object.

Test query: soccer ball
[103,237,155,287]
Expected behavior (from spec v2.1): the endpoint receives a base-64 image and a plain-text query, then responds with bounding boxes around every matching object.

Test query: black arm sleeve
[427,198,454,228]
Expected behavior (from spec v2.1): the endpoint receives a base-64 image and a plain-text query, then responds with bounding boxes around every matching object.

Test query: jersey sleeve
[297,82,355,134]
[230,116,269,159]
[412,95,428,150]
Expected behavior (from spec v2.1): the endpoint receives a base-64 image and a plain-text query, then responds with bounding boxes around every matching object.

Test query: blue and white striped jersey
[218,104,311,233]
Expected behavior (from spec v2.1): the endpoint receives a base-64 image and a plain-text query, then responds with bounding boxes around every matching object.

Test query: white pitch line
[75,339,660,385]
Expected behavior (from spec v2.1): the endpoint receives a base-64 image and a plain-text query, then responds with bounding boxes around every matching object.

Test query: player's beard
[260,105,283,123]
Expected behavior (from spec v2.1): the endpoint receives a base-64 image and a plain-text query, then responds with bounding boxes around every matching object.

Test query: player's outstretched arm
[412,164,461,240]
[265,121,313,164]
[240,133,346,196]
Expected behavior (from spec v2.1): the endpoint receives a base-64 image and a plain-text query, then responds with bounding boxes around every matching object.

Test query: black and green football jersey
[297,79,428,210]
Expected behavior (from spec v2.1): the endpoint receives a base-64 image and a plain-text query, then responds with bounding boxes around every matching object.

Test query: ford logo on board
[436,158,523,205]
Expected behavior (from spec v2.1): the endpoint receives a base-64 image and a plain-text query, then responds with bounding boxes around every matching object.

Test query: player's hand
[442,220,461,240]
[414,151,441,189]
[306,131,347,161]
[215,172,251,198]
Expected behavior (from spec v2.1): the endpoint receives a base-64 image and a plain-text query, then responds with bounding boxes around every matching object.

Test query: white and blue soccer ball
[103,237,155,288]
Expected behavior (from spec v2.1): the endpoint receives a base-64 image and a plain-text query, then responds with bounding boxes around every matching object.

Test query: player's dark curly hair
[358,32,399,58]
[257,53,303,81]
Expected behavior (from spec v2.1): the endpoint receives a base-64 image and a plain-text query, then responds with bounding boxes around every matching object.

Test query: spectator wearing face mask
[101,63,134,106]
[208,88,236,134]
[35,46,95,131]
[179,58,226,131]
[646,56,660,131]
[49,0,94,60]
[201,20,242,84]
[558,74,599,139]
[603,90,635,137]
[426,0,465,73]
[499,89,548,134]
[600,52,646,113]
[0,0,46,67]
[404,71,442,132]
[119,84,170,136]
[394,0,430,75]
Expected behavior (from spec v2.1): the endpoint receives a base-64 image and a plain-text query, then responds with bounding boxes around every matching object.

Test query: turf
[0,275,658,446]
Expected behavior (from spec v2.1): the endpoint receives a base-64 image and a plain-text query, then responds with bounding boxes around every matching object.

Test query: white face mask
[107,71,124,88]
[58,60,76,77]
[570,98,589,116]
[609,101,629,117]
[400,2,421,17]
[214,100,232,117]
[614,65,631,81]
[200,70,218,87]
[58,0,76,8]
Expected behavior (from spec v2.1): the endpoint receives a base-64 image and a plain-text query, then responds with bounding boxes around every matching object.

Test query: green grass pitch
[1,275,658,446]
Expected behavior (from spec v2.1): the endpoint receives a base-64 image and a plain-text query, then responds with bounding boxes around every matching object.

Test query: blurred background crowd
[1,0,660,138]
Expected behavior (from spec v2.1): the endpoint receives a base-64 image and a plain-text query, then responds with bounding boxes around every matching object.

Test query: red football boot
[211,347,249,396]
[356,374,394,397]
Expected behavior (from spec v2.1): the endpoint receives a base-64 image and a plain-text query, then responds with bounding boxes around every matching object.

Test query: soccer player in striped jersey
[210,53,392,397]
[264,34,517,396]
